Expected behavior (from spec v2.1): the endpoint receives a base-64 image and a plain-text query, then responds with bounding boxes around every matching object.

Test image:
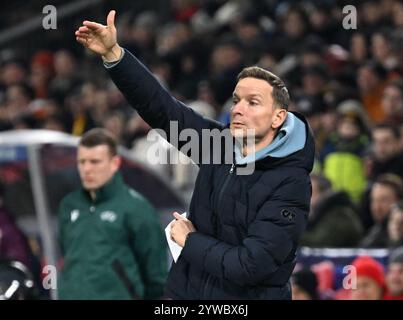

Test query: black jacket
[107,49,315,300]
[301,191,364,248]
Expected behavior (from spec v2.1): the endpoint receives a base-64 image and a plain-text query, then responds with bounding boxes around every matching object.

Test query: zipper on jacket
[202,164,235,299]
[217,163,235,208]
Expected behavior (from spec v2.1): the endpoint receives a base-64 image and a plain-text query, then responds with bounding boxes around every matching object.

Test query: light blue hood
[235,112,307,165]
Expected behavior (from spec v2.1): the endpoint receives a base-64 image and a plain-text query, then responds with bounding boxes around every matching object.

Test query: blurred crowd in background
[1,0,403,299]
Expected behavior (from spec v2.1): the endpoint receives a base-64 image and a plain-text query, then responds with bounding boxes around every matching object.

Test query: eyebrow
[232,92,263,99]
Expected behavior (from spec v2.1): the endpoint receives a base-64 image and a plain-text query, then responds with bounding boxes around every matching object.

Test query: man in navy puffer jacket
[75,11,315,300]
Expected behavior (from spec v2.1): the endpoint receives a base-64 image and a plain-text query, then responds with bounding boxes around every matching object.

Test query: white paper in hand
[165,212,187,263]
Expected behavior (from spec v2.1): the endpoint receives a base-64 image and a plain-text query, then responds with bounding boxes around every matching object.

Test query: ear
[272,109,287,129]
[111,155,121,172]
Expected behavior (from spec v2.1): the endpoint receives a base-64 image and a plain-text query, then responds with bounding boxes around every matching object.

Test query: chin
[230,127,247,138]
[83,183,97,190]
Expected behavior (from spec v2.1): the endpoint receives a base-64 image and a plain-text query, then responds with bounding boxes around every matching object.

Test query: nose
[231,100,245,116]
[80,162,92,174]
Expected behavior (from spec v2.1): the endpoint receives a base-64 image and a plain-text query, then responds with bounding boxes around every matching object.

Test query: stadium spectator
[300,174,363,248]
[384,246,403,300]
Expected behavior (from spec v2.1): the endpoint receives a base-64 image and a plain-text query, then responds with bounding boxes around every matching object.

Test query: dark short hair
[310,173,332,194]
[360,60,387,80]
[237,66,290,110]
[79,128,117,156]
[385,78,403,94]
[373,124,401,140]
[389,246,403,265]
[374,174,403,200]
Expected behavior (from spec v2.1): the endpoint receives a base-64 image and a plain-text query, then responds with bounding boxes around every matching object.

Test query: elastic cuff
[103,48,125,69]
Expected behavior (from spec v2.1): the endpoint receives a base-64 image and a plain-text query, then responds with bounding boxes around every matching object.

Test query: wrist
[102,44,122,62]
[184,231,194,246]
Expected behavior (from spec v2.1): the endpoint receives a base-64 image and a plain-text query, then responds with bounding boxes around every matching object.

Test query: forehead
[371,183,397,197]
[357,276,379,286]
[235,77,273,96]
[384,86,402,95]
[373,128,395,139]
[389,263,403,271]
[77,145,110,158]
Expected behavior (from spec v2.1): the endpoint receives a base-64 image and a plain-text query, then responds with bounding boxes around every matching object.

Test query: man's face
[230,77,285,148]
[357,66,379,93]
[372,128,399,162]
[370,183,398,223]
[350,276,383,300]
[386,263,403,296]
[77,145,120,191]
[338,118,360,140]
[382,86,403,118]
[388,209,403,242]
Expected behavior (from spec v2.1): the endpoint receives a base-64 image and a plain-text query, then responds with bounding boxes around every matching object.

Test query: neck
[242,131,276,157]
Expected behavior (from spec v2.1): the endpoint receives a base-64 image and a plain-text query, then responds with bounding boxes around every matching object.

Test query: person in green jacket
[57,128,167,299]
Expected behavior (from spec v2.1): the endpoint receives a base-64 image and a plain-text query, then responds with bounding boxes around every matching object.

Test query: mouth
[231,121,244,127]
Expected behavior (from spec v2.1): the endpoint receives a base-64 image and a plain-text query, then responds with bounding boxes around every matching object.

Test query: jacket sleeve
[57,198,69,257]
[126,197,168,299]
[181,176,310,287]
[106,49,224,163]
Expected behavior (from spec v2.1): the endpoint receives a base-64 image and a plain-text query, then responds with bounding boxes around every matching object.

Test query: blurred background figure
[381,80,403,126]
[0,182,42,300]
[300,173,363,248]
[384,246,403,300]
[360,174,403,248]
[349,255,386,300]
[0,182,32,270]
[367,125,403,181]
[57,129,167,300]
[356,61,387,124]
[320,102,370,203]
[291,268,319,300]
[387,202,403,248]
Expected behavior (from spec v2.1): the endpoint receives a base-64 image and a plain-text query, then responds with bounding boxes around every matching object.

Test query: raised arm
[75,11,224,161]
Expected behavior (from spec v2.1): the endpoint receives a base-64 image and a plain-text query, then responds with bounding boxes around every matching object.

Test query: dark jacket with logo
[107,49,315,300]
[58,172,167,299]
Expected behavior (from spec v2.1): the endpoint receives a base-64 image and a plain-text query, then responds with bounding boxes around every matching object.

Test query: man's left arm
[128,198,168,299]
[180,176,311,287]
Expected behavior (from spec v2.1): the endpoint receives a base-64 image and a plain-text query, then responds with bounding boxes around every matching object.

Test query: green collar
[82,172,124,203]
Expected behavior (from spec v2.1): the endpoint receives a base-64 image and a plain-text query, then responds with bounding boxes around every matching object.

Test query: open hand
[75,10,122,61]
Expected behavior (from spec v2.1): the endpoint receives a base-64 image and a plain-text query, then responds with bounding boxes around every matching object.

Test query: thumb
[107,10,116,29]
[173,212,184,220]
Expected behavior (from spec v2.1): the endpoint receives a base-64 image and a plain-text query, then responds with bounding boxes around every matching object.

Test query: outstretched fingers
[75,30,89,38]
[78,26,91,33]
[82,20,105,31]
[76,36,88,46]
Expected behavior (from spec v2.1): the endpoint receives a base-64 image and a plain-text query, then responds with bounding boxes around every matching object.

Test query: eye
[232,98,239,105]
[249,100,259,106]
